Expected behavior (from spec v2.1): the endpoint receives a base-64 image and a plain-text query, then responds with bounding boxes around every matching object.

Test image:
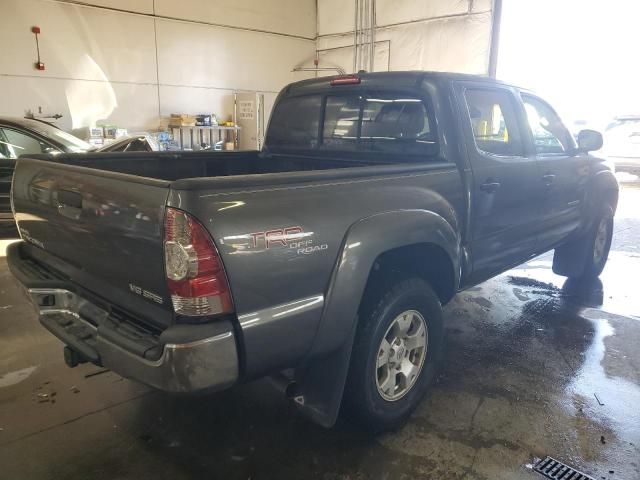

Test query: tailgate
[11,157,174,329]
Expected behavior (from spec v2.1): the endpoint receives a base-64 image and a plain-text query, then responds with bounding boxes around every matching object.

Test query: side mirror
[43,146,62,155]
[576,129,603,153]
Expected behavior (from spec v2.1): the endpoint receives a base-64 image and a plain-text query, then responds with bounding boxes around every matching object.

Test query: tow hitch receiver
[63,346,86,368]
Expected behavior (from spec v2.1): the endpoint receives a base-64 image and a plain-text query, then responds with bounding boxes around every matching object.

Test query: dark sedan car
[0,117,154,235]
[0,117,91,234]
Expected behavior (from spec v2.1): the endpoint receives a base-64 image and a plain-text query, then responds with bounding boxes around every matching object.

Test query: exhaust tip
[269,373,299,398]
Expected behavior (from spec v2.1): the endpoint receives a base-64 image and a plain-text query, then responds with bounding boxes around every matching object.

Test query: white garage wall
[0,0,316,133]
[1,0,496,135]
[316,0,494,76]
[63,0,155,14]
[155,0,316,39]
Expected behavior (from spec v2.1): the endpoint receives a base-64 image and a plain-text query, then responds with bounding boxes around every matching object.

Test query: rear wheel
[344,278,443,432]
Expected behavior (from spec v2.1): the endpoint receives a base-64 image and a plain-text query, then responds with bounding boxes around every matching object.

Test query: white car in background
[603,115,640,173]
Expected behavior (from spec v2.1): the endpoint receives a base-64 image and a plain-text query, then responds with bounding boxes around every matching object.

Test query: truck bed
[11,149,464,394]
[12,151,449,333]
[35,150,390,182]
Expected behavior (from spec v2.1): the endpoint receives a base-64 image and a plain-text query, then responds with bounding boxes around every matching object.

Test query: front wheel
[344,278,443,432]
[587,213,614,277]
[553,206,614,279]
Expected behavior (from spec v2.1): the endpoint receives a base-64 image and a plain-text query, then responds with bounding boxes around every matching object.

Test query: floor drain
[533,456,595,480]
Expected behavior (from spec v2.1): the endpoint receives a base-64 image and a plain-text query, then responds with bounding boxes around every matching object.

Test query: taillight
[164,208,233,317]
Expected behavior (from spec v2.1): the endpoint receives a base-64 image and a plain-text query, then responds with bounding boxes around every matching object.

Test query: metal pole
[353,0,358,73]
[488,0,503,78]
[292,66,347,75]
[370,0,375,72]
[364,0,369,71]
[358,0,364,71]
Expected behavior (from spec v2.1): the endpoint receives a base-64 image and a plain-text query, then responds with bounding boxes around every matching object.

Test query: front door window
[0,128,57,159]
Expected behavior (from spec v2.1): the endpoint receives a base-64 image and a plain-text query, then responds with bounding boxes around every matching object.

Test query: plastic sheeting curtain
[317,0,494,75]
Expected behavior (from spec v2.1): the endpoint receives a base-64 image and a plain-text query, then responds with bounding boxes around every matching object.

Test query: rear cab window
[267,89,438,161]
[359,95,436,155]
[323,95,360,149]
[267,95,323,149]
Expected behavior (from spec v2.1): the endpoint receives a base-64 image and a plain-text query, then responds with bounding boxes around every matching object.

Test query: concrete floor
[1,182,639,480]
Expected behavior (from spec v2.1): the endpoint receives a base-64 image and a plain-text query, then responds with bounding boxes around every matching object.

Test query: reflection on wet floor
[572,310,640,444]
[0,184,639,480]
[513,252,640,321]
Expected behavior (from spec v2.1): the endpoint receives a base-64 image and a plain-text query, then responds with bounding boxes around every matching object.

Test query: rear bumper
[7,241,239,393]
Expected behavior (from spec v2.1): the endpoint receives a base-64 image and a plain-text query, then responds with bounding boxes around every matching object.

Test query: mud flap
[289,317,358,428]
[552,235,590,278]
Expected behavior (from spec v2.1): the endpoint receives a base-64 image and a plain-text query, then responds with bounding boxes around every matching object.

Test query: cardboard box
[89,127,103,138]
[101,125,118,139]
[169,114,197,127]
[195,114,211,126]
[73,126,103,140]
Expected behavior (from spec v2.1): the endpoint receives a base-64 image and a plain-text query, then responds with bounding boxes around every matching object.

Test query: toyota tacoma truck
[7,72,618,431]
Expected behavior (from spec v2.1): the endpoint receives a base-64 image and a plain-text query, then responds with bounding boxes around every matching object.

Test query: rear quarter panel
[169,165,465,377]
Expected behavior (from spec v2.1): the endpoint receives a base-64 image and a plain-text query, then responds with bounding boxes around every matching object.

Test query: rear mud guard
[277,318,358,428]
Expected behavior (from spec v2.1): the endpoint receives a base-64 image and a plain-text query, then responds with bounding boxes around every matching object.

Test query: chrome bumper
[27,288,239,393]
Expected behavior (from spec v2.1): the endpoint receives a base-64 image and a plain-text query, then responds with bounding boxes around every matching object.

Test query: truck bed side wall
[170,164,465,378]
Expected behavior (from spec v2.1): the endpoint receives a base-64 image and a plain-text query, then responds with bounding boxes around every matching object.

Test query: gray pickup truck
[8,72,618,431]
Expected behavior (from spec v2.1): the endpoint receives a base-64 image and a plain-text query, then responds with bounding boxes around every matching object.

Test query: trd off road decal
[250,226,304,249]
[224,226,328,256]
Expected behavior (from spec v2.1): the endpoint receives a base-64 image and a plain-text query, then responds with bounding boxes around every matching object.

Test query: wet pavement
[1,181,639,480]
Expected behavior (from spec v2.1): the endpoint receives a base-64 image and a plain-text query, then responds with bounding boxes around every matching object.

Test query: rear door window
[464,88,524,157]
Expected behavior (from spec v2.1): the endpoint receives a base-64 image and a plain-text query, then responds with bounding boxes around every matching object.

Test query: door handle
[55,189,83,220]
[542,174,556,186]
[480,181,501,193]
[57,204,82,220]
[56,189,83,209]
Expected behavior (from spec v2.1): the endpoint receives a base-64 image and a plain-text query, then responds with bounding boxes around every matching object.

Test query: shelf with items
[169,125,241,151]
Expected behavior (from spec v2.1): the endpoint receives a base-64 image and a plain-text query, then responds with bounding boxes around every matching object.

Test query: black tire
[344,278,443,432]
[582,206,614,278]
[553,206,614,279]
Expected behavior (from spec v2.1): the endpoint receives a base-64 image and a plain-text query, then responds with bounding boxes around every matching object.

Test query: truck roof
[283,70,517,96]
